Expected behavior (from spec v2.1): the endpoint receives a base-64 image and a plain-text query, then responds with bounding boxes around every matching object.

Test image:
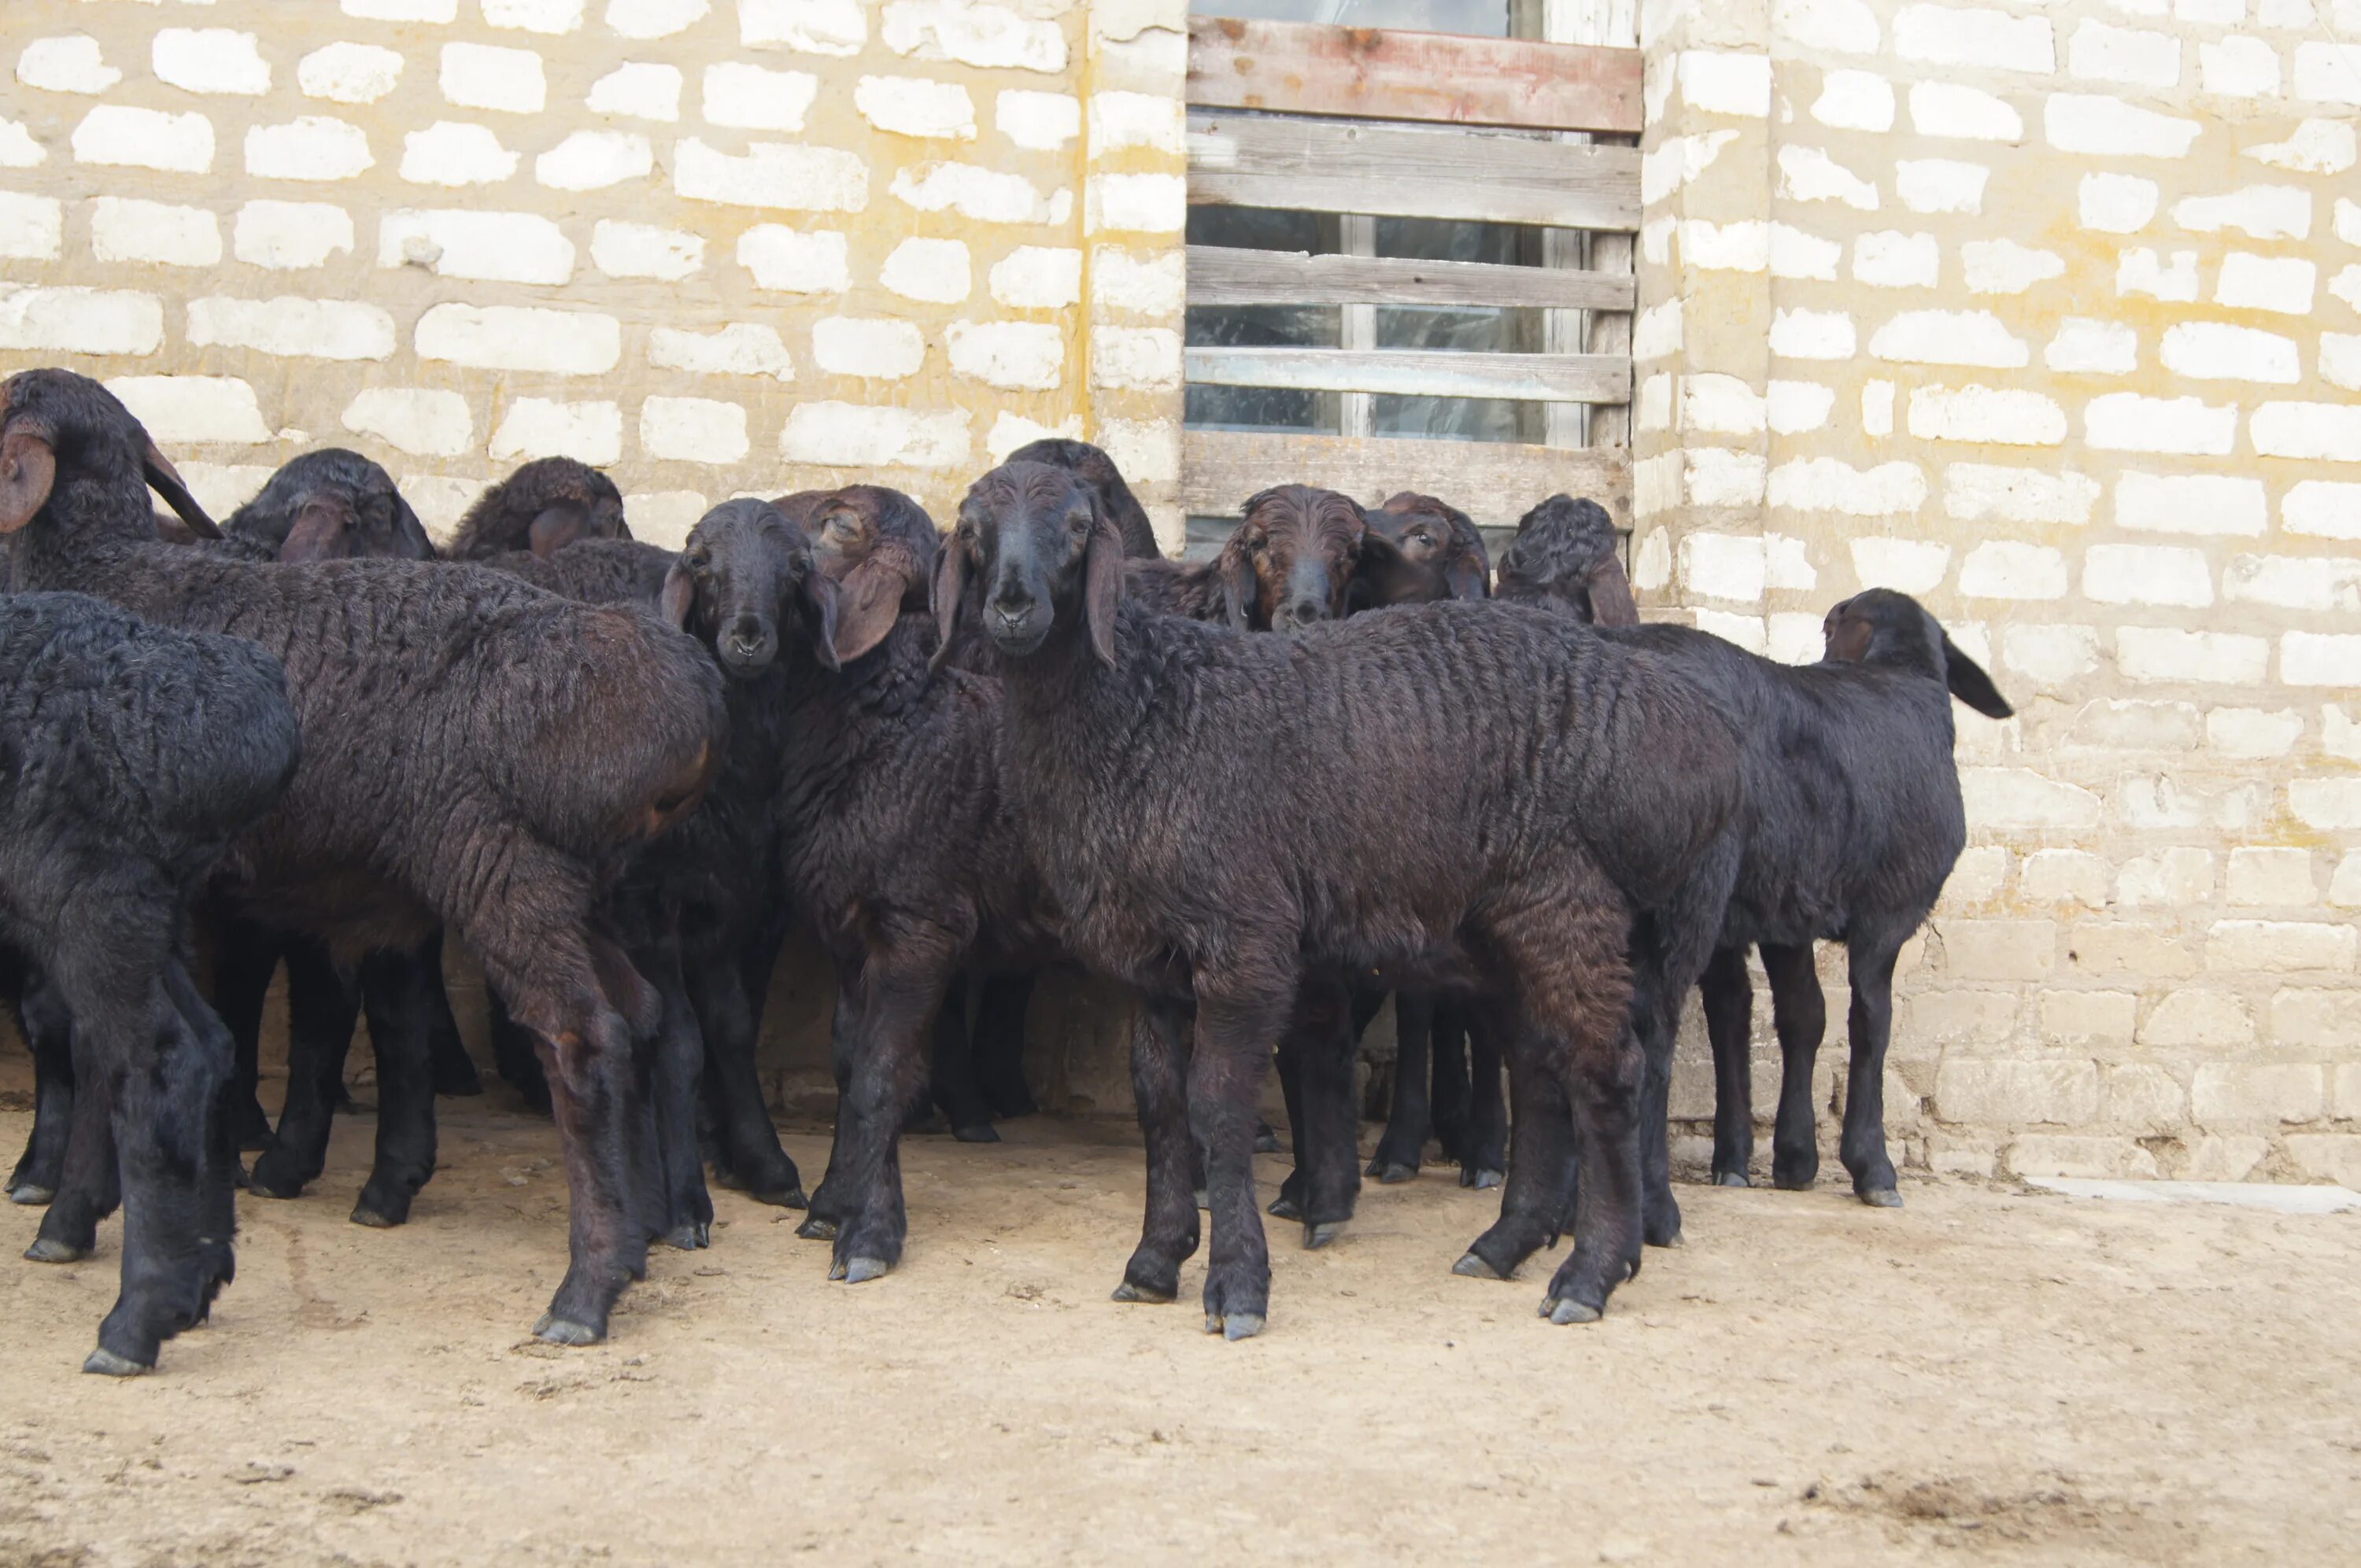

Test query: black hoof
[532,1312,603,1346]
[1772,1165,1817,1191]
[1370,1163,1417,1185]
[1858,1186,1904,1208]
[9,1182,54,1206]
[951,1123,1001,1145]
[1541,1295,1602,1325]
[796,1216,838,1241]
[1304,1221,1343,1249]
[1451,1252,1504,1280]
[841,1255,892,1284]
[1462,1168,1503,1190]
[349,1202,401,1230]
[24,1236,87,1264]
[83,1346,152,1377]
[1265,1194,1302,1221]
[1253,1124,1281,1156]
[1715,1171,1752,1188]
[1112,1278,1175,1304]
[751,1186,807,1210]
[663,1221,712,1251]
[1205,1312,1265,1341]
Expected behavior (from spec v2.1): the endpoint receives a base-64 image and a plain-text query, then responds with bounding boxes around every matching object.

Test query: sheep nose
[1290,596,1325,624]
[725,615,768,656]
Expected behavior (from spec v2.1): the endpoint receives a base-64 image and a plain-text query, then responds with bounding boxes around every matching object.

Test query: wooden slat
[1180,430,1631,530]
[1186,17,1642,134]
[1187,113,1639,231]
[1186,346,1628,405]
[1185,245,1637,310]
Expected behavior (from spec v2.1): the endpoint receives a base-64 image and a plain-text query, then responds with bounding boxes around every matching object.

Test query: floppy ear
[1584,550,1639,628]
[801,564,842,675]
[1084,513,1125,669]
[1351,529,1432,607]
[1823,609,1872,664]
[278,497,350,563]
[393,496,436,561]
[1444,547,1490,603]
[1216,533,1255,630]
[0,421,57,534]
[929,529,970,674]
[527,505,582,559]
[660,562,696,630]
[831,550,908,665]
[142,439,216,539]
[1942,633,2013,718]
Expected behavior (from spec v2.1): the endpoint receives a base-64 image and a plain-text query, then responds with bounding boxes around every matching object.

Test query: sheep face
[449,456,628,561]
[667,496,841,678]
[1823,588,2014,718]
[788,485,938,662]
[231,449,434,564]
[1356,491,1491,607]
[1003,437,1162,560]
[942,460,1122,669]
[0,368,216,545]
[1224,485,1368,633]
[1495,494,1635,627]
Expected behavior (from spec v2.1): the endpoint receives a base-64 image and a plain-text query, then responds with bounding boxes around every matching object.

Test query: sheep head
[940,460,1123,671]
[1003,437,1162,560]
[1222,485,1369,633]
[230,448,434,564]
[1356,491,1491,607]
[666,497,842,678]
[0,367,216,541]
[1822,588,2014,719]
[1495,495,1635,627]
[448,456,628,561]
[791,484,940,664]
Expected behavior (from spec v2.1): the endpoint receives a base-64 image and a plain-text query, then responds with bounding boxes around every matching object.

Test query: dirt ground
[2,1075,2359,1567]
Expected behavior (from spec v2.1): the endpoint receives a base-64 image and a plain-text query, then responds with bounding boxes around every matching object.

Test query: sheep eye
[687,550,711,573]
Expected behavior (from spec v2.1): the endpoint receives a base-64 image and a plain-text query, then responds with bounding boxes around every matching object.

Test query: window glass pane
[1185,205,1340,434]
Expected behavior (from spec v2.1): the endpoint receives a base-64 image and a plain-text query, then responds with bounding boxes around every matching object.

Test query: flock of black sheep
[0,367,2012,1373]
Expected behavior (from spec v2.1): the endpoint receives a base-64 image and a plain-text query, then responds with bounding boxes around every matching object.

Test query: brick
[2144,989,2256,1048]
[678,138,867,212]
[648,323,795,382]
[102,375,272,444]
[1690,610,1768,655]
[342,388,472,457]
[2216,253,2314,312]
[1910,386,2066,446]
[401,122,518,186]
[1908,989,2016,1043]
[1870,309,2027,367]
[1765,380,1835,434]
[2285,1135,2361,1187]
[1946,844,2009,905]
[1993,626,2097,693]
[380,208,574,285]
[2252,402,2361,459]
[1768,458,1925,516]
[986,411,1082,463]
[1090,327,1180,390]
[2174,186,2311,243]
[2085,393,2235,455]
[738,225,849,293]
[0,120,43,170]
[590,220,702,280]
[1679,219,1770,272]
[2329,708,2361,763]
[536,130,653,190]
[779,401,969,468]
[2085,544,2214,607]
[587,62,682,120]
[231,201,353,269]
[1956,540,2067,601]
[608,0,712,39]
[2293,42,2361,101]
[2247,119,2356,175]
[2226,556,2361,613]
[1895,159,1987,214]
[1087,173,1184,234]
[2045,988,2139,1042]
[623,492,710,550]
[705,63,821,131]
[73,107,214,174]
[853,74,974,139]
[1908,82,2020,141]
[0,193,62,261]
[485,0,585,31]
[989,245,1080,308]
[178,463,275,522]
[490,399,623,464]
[19,35,121,94]
[247,118,374,181]
[2286,634,2361,691]
[2115,847,2215,906]
[1097,419,1178,489]
[1810,69,1894,131]
[2113,472,2264,537]
[2116,627,2270,684]
[2114,775,2267,832]
[2274,989,2361,1051]
[1769,308,1853,360]
[2206,707,2302,758]
[90,199,221,268]
[879,237,972,304]
[1090,90,1183,157]
[2284,484,2361,541]
[947,321,1063,390]
[1934,1059,2097,1125]
[2023,850,2109,906]
[416,304,620,374]
[2226,847,2315,906]
[1769,224,1840,281]
[741,0,868,55]
[187,295,397,363]
[1861,382,1896,437]
[2004,1135,2159,1180]
[442,43,545,113]
[1945,463,2098,525]
[2068,699,2200,751]
[297,42,402,105]
[640,397,748,465]
[1942,918,2057,980]
[2182,1136,2267,1182]
[403,477,487,544]
[2192,1061,2322,1123]
[1777,146,1879,210]
[343,0,458,17]
[2068,20,2182,86]
[1676,50,1773,115]
[882,0,1066,72]
[889,161,1051,223]
[1090,247,1181,316]
[2118,247,2198,301]
[153,28,271,95]
[1963,240,2064,295]
[1962,767,2102,829]
[2069,921,2195,978]
[812,316,926,379]
[1894,6,2054,72]
[2201,35,2280,94]
[996,90,1080,149]
[2078,172,2158,233]
[1778,0,1880,52]
[2045,94,2202,157]
[2045,318,2136,374]
[1852,231,1938,289]
[2325,335,2361,393]
[0,285,164,357]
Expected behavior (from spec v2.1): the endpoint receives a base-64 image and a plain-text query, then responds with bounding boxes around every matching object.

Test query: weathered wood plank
[1186,17,1642,134]
[1180,430,1631,530]
[1187,113,1640,231]
[1185,346,1628,405]
[1185,245,1637,310]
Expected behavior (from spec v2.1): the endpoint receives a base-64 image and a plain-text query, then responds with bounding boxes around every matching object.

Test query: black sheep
[0,590,300,1372]
[443,456,630,562]
[1003,437,1163,559]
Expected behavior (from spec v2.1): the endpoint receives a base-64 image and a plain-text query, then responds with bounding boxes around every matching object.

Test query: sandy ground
[2,1076,2359,1568]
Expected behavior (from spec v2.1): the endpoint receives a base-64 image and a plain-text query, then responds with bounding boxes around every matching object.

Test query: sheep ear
[1823,610,1872,663]
[527,505,581,559]
[659,563,696,630]
[802,565,842,674]
[0,422,57,534]
[1352,529,1429,608]
[1585,550,1639,628]
[278,498,350,563]
[929,529,970,674]
[394,496,436,561]
[831,552,905,665]
[1445,549,1490,603]
[1216,534,1254,631]
[142,439,217,539]
[1942,634,2013,719]
[1084,514,1125,669]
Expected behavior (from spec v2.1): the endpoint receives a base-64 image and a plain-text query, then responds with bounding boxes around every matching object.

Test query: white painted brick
[1631,529,1671,591]
[2001,625,2102,688]
[946,320,1063,390]
[2078,172,2158,234]
[1642,132,1736,205]
[19,35,121,95]
[379,208,572,284]
[882,0,1066,72]
[703,63,820,131]
[812,316,926,379]
[879,236,972,303]
[2046,94,2202,157]
[1677,51,1773,115]
[607,0,711,37]
[1894,6,2053,72]
[0,193,63,261]
[232,201,352,269]
[1769,307,1853,360]
[2284,481,2361,540]
[853,74,975,139]
[0,285,164,357]
[1964,767,2104,830]
[2253,401,2361,459]
[2022,849,2108,905]
[2333,264,2361,313]
[2116,626,2270,683]
[1768,457,1927,516]
[2284,630,2361,684]
[1910,386,2066,445]
[536,130,652,190]
[247,118,373,181]
[404,477,488,544]
[985,410,1082,464]
[2174,186,2310,241]
[989,245,1080,308]
[0,120,43,171]
[2228,847,2318,906]
[2068,20,2181,86]
[342,0,459,17]
[678,138,867,212]
[1091,247,1183,317]
[297,42,401,105]
[2216,252,2315,312]
[177,465,277,525]
[342,387,472,457]
[2115,473,2264,536]
[1766,379,1836,433]
[2334,852,2361,906]
[1863,381,1895,437]
[1777,146,1878,209]
[2292,779,2361,828]
[649,323,795,381]
[2085,543,2215,607]
[442,43,545,113]
[1871,309,2027,367]
[2158,320,2298,384]
[2180,0,2246,20]
[1631,299,1681,362]
[1690,610,1769,653]
[2322,334,2361,392]
[415,303,621,374]
[889,161,1051,223]
[640,396,748,464]
[996,90,1079,149]
[2209,920,2356,972]
[491,400,623,465]
[1636,375,1671,432]
[485,0,585,31]
[1085,172,1184,234]
[1091,90,1183,156]
[2247,118,2353,173]
[1679,219,1768,271]
[1810,68,1894,131]
[1679,533,1768,602]
[2086,393,2237,454]
[741,0,868,55]
[401,122,517,186]
[1895,159,1986,214]
[2257,0,2310,23]
[1092,326,1181,391]
[1096,419,1178,487]
[2207,707,2303,756]
[738,224,850,293]
[1959,540,2068,599]
[89,198,221,268]
[103,375,271,444]
[1849,537,1950,592]
[590,219,701,279]
[1908,82,2021,142]
[1768,534,1816,590]
[587,62,682,120]
[2117,247,2198,301]
[780,401,969,468]
[73,107,214,173]
[153,28,270,95]
[1963,239,2064,295]
[1851,231,1939,288]
[1685,449,1770,508]
[1681,374,1766,435]
[623,491,710,552]
[2293,42,2361,102]
[1938,1058,2099,1123]
[2045,318,2137,374]
[2070,698,2200,751]
[2201,35,2280,95]
[1945,463,2098,526]
[2140,991,2255,1050]
[1778,0,1879,52]
[2336,197,2361,244]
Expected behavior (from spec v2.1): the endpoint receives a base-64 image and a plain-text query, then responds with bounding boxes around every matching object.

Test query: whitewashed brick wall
[1640,0,2361,1185]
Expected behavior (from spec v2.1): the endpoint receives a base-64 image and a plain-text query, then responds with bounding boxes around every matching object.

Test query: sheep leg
[686,938,802,1207]
[163,955,241,1308]
[488,991,552,1116]
[929,972,999,1142]
[1701,945,1757,1186]
[1457,1005,1507,1190]
[1763,943,1827,1190]
[9,975,76,1204]
[973,972,1038,1119]
[246,953,364,1201]
[1428,1002,1471,1165]
[1114,996,1199,1304]
[586,934,673,1251]
[419,932,482,1098]
[826,956,948,1283]
[1267,1017,1307,1221]
[1455,1016,1573,1282]
[350,943,442,1229]
[209,919,281,1152]
[1279,981,1359,1246]
[796,965,863,1241]
[630,932,714,1250]
[1187,986,1286,1341]
[28,1038,118,1264]
[1838,934,1903,1207]
[1366,990,1432,1183]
